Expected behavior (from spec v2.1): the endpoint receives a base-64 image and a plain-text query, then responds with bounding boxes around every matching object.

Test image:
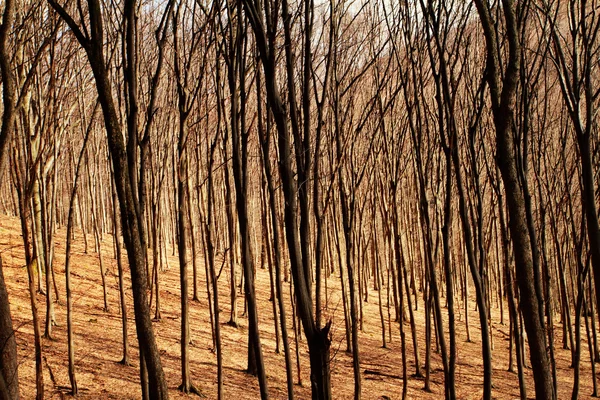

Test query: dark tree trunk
[206,139,224,399]
[47,0,169,396]
[0,257,18,400]
[258,70,295,398]
[0,0,19,396]
[176,117,197,394]
[238,0,336,397]
[473,1,554,398]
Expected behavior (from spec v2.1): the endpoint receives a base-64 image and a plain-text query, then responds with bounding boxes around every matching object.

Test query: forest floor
[0,214,596,399]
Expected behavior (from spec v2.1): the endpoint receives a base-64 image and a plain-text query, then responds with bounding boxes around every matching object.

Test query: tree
[172,0,207,393]
[241,0,333,397]
[0,0,19,397]
[473,0,555,398]
[47,0,169,397]
[544,0,600,350]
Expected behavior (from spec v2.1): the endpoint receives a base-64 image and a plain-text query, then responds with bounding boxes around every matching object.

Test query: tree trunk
[16,189,43,400]
[0,0,20,394]
[112,175,129,365]
[206,140,224,399]
[228,34,269,397]
[473,1,554,397]
[0,256,18,400]
[258,77,295,397]
[175,104,198,394]
[47,0,170,394]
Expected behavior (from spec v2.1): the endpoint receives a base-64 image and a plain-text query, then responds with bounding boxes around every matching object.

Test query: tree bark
[0,0,19,396]
[473,1,554,398]
[47,0,169,396]
[0,256,18,400]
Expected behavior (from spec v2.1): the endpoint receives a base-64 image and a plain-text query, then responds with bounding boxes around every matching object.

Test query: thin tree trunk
[205,140,223,399]
[15,184,43,399]
[258,78,295,398]
[112,175,129,365]
[87,157,109,312]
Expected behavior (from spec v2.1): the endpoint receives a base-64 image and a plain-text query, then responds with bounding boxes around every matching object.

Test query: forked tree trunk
[473,1,554,397]
[14,184,43,400]
[258,69,294,399]
[48,0,169,396]
[226,12,268,394]
[175,116,198,394]
[242,0,334,393]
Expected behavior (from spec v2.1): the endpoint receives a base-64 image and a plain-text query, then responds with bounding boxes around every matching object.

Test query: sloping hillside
[0,214,591,399]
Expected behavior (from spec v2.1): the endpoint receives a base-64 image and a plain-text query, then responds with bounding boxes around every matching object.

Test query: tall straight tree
[172,0,208,393]
[544,0,600,338]
[63,99,97,395]
[5,5,53,397]
[0,0,19,397]
[221,3,268,395]
[420,2,493,398]
[473,0,554,398]
[241,0,333,398]
[46,0,169,398]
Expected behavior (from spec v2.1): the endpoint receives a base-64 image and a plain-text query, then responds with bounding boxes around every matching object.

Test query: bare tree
[0,0,19,397]
[241,0,333,396]
[473,0,555,398]
[47,0,169,396]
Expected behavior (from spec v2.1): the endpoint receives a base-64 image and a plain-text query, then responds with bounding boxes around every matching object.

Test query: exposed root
[178,383,205,397]
[226,319,239,328]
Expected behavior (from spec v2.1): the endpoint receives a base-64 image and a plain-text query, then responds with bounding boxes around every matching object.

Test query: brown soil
[0,214,595,399]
